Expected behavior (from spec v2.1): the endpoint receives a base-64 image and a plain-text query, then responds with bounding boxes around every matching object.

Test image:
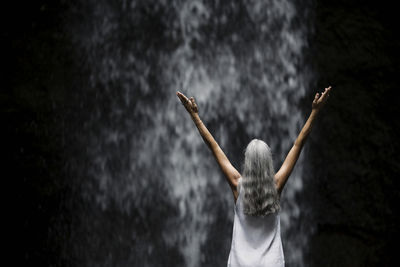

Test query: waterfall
[63,0,312,266]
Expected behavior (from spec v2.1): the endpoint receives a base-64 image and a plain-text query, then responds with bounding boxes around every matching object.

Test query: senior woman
[177,86,331,266]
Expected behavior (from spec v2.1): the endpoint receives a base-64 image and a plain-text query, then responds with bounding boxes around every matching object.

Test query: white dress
[227,178,285,267]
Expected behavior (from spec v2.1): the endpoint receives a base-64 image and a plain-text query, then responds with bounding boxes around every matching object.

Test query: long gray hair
[240,139,280,217]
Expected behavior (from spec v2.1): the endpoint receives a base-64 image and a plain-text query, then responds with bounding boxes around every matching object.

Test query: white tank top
[227,178,285,267]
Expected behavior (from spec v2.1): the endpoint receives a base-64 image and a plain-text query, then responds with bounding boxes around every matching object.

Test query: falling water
[62,0,312,266]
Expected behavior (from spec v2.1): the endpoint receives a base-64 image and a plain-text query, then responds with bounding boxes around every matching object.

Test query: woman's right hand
[177,91,199,115]
[312,86,332,111]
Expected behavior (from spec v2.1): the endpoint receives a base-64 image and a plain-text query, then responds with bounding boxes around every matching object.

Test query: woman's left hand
[177,91,198,115]
[312,86,331,112]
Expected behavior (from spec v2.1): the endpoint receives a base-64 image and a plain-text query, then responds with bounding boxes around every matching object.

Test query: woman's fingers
[318,86,331,103]
[314,93,320,102]
[324,86,331,93]
[177,91,196,112]
[312,86,332,110]
[326,86,331,96]
[190,97,198,112]
[176,91,184,101]
[177,91,189,104]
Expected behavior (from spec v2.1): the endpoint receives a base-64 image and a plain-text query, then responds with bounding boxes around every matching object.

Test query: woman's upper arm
[274,144,302,194]
[212,144,241,191]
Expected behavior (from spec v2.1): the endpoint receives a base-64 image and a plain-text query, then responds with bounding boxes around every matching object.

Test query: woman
[176,86,331,267]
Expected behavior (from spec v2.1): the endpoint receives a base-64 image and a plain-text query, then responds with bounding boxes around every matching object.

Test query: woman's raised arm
[176,91,241,199]
[275,86,332,195]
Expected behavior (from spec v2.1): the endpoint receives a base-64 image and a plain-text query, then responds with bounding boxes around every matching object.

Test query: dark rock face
[4,0,400,266]
[302,0,400,265]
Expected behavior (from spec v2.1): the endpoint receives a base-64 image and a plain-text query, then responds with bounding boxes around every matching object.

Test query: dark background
[304,1,400,266]
[3,0,400,266]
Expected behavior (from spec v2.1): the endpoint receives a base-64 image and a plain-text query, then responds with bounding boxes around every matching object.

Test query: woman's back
[227,178,285,267]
